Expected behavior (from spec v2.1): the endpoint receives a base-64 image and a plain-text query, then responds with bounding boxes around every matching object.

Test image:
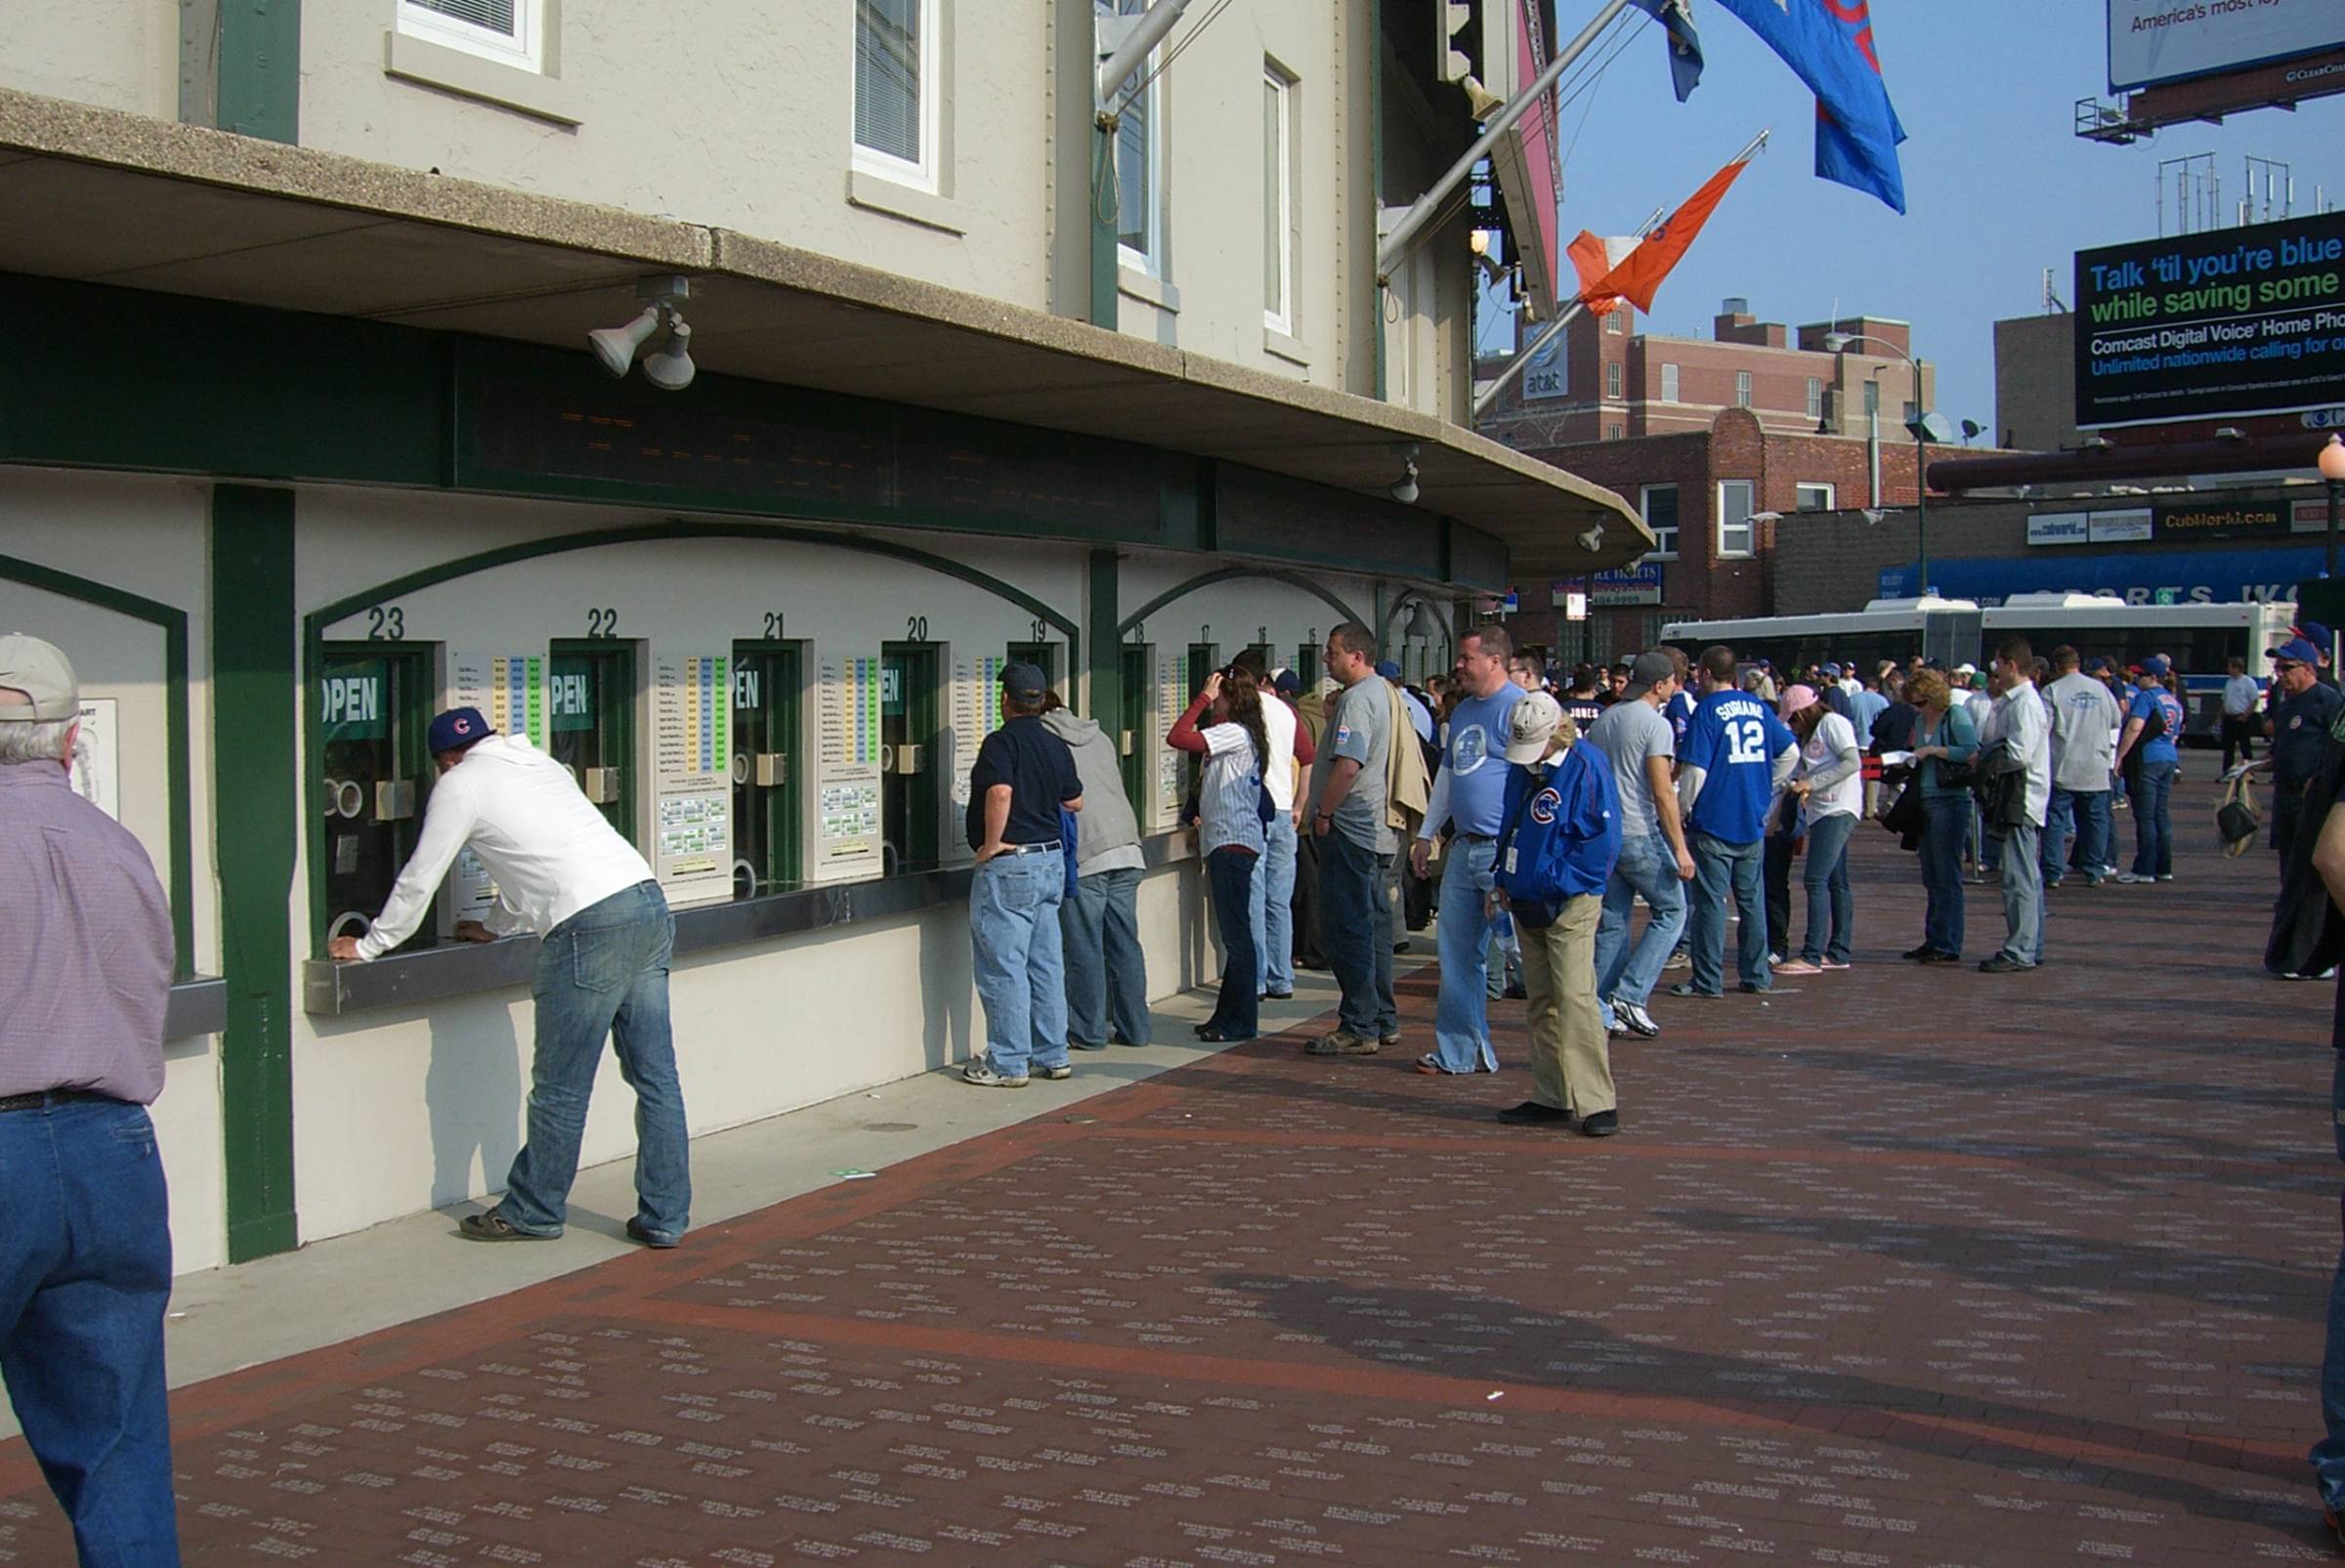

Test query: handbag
[2217,775,2260,858]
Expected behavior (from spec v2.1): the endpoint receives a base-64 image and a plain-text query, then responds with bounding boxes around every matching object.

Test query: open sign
[321,663,386,741]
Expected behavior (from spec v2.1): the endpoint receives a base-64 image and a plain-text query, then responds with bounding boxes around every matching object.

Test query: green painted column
[212,486,300,1262]
[217,0,302,144]
[1089,124,1120,330]
[1087,548,1119,724]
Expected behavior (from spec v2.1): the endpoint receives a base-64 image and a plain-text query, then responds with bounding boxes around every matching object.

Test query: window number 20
[586,608,619,638]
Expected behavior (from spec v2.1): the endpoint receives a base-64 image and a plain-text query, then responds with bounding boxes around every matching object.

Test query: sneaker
[1900,945,1937,961]
[1661,950,1691,970]
[1767,951,1787,968]
[1304,1031,1380,1056]
[1070,1039,1110,1052]
[1036,1062,1074,1081]
[625,1218,680,1250]
[1917,949,1962,964]
[1381,1033,1403,1049]
[2113,871,2153,884]
[1667,982,1722,998]
[2156,874,2175,882]
[1417,1052,1467,1076]
[1737,981,1768,995]
[2079,873,2106,888]
[1614,999,1660,1038]
[1262,989,1294,1000]
[1819,958,1852,971]
[961,1060,1029,1087]
[1773,958,1823,976]
[1978,954,2033,974]
[1579,1110,1620,1138]
[1497,1100,1572,1125]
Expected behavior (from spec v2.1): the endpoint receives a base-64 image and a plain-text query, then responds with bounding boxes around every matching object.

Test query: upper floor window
[1641,484,1680,559]
[1805,376,1823,421]
[1099,0,1163,275]
[1605,311,1625,335]
[1660,362,1680,403]
[1604,423,1625,441]
[1795,482,1836,512]
[1863,378,1882,415]
[855,0,939,190]
[400,0,541,70]
[1263,66,1294,334]
[1734,370,1753,407]
[1605,360,1624,399]
[1717,480,1756,558]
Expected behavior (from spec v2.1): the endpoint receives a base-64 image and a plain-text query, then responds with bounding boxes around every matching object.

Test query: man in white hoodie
[328,706,689,1248]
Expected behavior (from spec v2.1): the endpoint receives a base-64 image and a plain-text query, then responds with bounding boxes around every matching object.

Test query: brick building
[1476,297,1979,663]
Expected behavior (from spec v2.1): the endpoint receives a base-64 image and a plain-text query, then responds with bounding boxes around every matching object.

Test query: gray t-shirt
[1311,676,1393,853]
[1586,698,1674,839]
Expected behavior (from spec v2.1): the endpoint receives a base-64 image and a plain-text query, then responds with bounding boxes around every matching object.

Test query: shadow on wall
[918,908,974,1071]
[426,998,524,1208]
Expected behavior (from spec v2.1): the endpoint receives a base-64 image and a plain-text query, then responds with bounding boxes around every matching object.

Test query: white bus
[1662,594,2298,743]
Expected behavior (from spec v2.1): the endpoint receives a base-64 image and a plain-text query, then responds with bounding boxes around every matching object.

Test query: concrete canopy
[0,89,1649,582]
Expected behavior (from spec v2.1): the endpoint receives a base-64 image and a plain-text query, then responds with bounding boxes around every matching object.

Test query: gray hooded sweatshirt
[1040,709,1145,875]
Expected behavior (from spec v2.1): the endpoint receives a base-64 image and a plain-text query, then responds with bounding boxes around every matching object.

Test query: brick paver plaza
[4,784,2339,1565]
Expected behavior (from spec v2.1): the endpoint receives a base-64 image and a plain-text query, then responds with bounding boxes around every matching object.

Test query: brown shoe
[1304,1030,1380,1056]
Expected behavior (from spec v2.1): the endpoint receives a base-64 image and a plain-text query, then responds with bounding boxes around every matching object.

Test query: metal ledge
[166,976,227,1041]
[303,830,1200,1018]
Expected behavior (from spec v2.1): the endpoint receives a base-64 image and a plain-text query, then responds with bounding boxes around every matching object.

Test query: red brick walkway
[5,782,2339,1565]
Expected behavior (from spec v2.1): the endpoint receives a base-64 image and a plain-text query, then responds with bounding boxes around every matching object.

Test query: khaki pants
[1516,892,1613,1116]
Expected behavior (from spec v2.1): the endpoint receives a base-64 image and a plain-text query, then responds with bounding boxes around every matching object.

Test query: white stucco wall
[0,1,176,120]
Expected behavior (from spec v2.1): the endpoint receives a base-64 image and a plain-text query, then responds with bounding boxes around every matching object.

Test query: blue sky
[1475,2,2345,438]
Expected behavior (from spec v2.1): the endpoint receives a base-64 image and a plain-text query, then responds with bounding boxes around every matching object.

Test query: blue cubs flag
[1630,0,1705,104]
[1710,0,1907,214]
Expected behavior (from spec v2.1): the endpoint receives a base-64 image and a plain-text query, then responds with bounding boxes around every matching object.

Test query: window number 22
[586,608,619,638]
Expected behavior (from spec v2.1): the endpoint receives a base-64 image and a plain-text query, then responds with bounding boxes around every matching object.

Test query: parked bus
[1662,594,2295,743]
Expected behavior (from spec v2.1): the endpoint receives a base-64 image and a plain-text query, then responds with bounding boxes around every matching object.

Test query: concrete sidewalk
[3,786,2337,1565]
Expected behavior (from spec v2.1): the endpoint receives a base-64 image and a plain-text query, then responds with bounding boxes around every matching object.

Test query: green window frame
[318,641,439,951]
[548,640,638,840]
[730,642,805,898]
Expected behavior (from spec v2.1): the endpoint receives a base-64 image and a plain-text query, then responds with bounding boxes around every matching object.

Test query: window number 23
[1724,717,1769,766]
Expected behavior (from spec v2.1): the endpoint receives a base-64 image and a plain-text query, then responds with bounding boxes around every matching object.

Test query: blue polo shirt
[1682,690,1796,845]
[2273,681,2345,785]
[965,715,1083,849]
[1440,683,1525,836]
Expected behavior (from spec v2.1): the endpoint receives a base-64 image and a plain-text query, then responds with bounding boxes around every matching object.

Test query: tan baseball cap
[0,634,78,721]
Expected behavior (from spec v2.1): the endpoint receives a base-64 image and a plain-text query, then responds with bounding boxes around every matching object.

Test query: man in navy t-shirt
[1670,646,1798,998]
[961,662,1085,1087]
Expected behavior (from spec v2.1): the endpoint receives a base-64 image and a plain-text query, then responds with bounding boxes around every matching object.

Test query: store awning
[0,89,1646,581]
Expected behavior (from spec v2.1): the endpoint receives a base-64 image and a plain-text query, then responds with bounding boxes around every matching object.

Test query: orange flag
[1573,156,1752,317]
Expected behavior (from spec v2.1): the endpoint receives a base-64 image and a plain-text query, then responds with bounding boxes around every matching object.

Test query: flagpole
[1376,0,1635,283]
[1471,129,1770,420]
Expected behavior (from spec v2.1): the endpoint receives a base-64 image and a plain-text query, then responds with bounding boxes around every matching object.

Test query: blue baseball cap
[2084,657,2110,673]
[1273,669,1300,696]
[2139,655,2170,677]
[1374,659,1403,679]
[1000,661,1049,700]
[2295,619,2331,651]
[2271,637,2321,666]
[427,706,492,754]
[1821,662,1842,677]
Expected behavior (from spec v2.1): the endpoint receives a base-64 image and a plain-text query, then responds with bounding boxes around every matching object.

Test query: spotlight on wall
[1404,599,1441,641]
[1389,444,1421,505]
[589,275,696,391]
[1576,523,1605,554]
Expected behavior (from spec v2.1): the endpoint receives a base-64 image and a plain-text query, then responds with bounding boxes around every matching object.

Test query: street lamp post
[2321,434,2345,580]
[1824,330,1951,601]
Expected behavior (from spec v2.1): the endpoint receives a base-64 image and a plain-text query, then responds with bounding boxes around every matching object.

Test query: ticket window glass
[731,644,804,898]
[1295,637,1320,689]
[548,643,636,839]
[1008,641,1058,697]
[1119,644,1150,812]
[1182,641,1218,807]
[319,645,435,952]
[881,642,941,875]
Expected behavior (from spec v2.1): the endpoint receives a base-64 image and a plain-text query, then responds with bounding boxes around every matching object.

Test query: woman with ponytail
[1169,666,1271,1041]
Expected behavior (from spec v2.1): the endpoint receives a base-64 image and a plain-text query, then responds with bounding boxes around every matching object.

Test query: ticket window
[548,642,637,839]
[319,645,435,952]
[1187,643,1220,699]
[731,643,804,898]
[881,642,941,875]
[1007,641,1059,697]
[1295,636,1321,689]
[1119,644,1150,812]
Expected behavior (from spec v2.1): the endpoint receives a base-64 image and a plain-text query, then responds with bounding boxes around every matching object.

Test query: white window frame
[399,0,542,71]
[1734,369,1753,407]
[1805,376,1823,421]
[1795,482,1836,512]
[1717,480,1756,559]
[1605,360,1623,400]
[1101,0,1165,277]
[1660,362,1680,403]
[1605,311,1625,335]
[1641,484,1680,561]
[1262,65,1294,335]
[853,0,942,192]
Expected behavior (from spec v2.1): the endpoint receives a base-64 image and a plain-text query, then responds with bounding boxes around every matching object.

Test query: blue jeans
[1318,830,1396,1038]
[501,880,690,1241]
[1486,910,1522,999]
[1920,793,1967,956]
[1206,847,1260,1038]
[2130,759,2175,877]
[1998,822,2045,966]
[1431,836,1501,1073]
[2315,1052,2345,1508]
[1250,814,1299,996]
[1597,831,1688,1010]
[1062,866,1150,1047]
[2045,787,2111,880]
[0,1097,180,1566]
[1798,812,1856,964]
[971,849,1071,1079]
[1689,831,1769,995]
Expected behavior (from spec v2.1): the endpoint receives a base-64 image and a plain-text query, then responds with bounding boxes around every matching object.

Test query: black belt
[997,841,1062,857]
[0,1088,120,1115]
